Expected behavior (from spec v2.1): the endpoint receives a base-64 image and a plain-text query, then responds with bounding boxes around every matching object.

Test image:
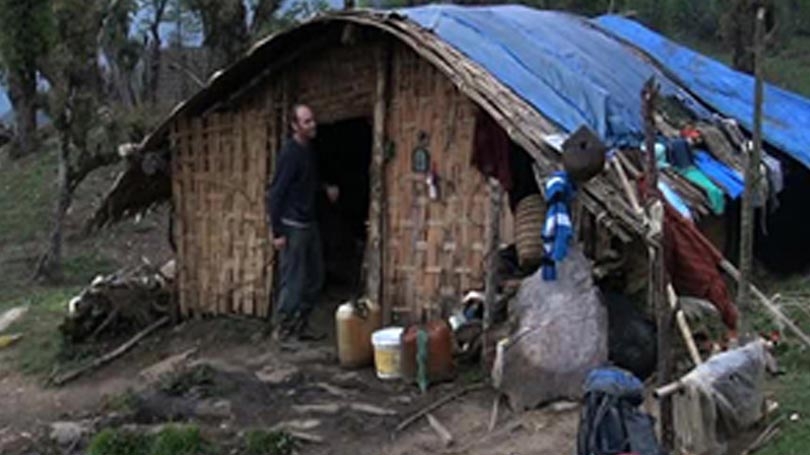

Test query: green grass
[87,428,151,455]
[673,34,810,98]
[762,36,810,98]
[0,287,81,377]
[151,425,205,455]
[0,142,57,245]
[87,425,205,455]
[62,253,118,284]
[244,430,298,455]
[753,273,810,455]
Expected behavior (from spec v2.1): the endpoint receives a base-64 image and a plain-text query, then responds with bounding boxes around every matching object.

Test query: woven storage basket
[514,194,545,269]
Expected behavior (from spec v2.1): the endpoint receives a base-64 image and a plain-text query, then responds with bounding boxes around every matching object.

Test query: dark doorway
[755,153,810,273]
[314,117,373,297]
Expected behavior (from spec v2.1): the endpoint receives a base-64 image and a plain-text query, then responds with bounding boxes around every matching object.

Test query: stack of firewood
[60,261,175,343]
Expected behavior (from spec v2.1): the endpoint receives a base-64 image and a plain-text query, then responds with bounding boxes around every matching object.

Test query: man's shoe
[296,325,326,342]
[272,324,293,343]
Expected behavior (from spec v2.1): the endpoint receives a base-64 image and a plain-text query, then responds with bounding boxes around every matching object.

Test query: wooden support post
[642,79,674,450]
[482,178,503,369]
[738,7,766,332]
[667,284,702,366]
[367,42,391,322]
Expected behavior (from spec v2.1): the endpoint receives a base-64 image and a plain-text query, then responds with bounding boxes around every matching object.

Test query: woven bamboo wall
[170,39,511,320]
[170,107,275,317]
[384,44,507,323]
[285,42,377,123]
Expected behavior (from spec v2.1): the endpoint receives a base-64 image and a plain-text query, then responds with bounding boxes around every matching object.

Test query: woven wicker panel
[383,43,492,324]
[170,108,272,317]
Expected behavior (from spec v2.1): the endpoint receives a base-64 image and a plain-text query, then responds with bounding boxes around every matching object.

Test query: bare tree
[34,0,123,281]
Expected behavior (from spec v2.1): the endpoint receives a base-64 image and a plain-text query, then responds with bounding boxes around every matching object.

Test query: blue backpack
[576,367,664,455]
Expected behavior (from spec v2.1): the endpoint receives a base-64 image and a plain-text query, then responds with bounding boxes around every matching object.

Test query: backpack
[576,367,664,455]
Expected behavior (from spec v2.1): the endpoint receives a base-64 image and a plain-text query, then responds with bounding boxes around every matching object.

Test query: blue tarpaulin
[594,15,810,169]
[399,5,710,148]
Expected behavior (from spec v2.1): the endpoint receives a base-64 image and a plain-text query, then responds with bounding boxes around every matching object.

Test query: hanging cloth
[678,166,726,215]
[541,171,575,281]
[693,150,744,199]
[472,110,513,190]
[663,203,738,330]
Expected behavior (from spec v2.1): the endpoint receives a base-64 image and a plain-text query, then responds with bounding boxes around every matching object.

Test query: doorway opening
[314,117,373,300]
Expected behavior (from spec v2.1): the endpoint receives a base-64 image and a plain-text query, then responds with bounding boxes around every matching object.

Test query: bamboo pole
[667,284,702,366]
[642,79,674,450]
[738,6,767,332]
[482,178,503,369]
[367,41,391,322]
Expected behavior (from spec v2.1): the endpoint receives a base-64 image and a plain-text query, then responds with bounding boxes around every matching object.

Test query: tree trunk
[738,7,766,330]
[250,0,281,38]
[729,0,757,74]
[148,0,169,104]
[34,128,72,282]
[7,69,38,158]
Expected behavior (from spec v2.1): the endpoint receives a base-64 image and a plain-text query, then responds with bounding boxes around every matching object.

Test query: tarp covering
[594,15,810,169]
[400,5,710,148]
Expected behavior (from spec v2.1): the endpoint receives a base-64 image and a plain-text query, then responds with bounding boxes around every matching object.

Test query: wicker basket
[514,194,545,269]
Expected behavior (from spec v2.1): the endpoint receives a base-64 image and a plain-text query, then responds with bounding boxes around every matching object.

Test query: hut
[89,5,810,324]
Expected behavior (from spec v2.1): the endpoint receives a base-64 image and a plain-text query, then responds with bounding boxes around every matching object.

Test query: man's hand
[325,185,339,203]
[273,236,287,250]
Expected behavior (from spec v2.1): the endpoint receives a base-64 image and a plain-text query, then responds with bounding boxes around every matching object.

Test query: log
[427,413,454,447]
[52,316,170,386]
[653,381,684,399]
[667,285,702,366]
[287,431,324,444]
[488,394,501,433]
[348,402,398,416]
[611,157,642,215]
[720,260,810,348]
[395,383,487,433]
[482,179,503,368]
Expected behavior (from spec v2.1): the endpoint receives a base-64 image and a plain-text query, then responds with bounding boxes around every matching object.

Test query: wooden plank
[171,118,187,317]
[367,41,391,322]
[190,116,204,315]
[209,113,224,315]
[483,179,503,368]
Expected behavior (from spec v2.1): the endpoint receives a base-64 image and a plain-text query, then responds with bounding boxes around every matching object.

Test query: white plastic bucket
[371,327,404,380]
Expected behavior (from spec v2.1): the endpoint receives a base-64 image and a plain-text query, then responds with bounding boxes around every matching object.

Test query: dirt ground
[0,301,580,455]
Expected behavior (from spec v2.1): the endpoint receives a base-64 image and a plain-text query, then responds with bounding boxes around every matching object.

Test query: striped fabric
[541,171,575,281]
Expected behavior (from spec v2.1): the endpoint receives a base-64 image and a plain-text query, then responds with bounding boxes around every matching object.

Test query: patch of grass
[245,430,298,455]
[0,141,58,245]
[160,364,217,397]
[87,428,150,455]
[0,287,80,377]
[87,425,206,455]
[753,273,810,455]
[62,253,117,284]
[102,388,140,414]
[151,425,205,455]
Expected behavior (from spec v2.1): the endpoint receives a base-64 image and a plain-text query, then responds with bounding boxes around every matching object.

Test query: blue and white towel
[542,171,575,281]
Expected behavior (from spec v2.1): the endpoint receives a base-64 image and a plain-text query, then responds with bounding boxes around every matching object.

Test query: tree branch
[68,148,121,193]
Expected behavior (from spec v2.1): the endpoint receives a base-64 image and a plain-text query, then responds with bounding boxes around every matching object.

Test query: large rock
[0,307,27,333]
[49,421,90,446]
[139,348,198,382]
[493,246,607,410]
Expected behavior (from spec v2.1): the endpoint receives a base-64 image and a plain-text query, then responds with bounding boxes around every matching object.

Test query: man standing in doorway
[267,104,338,341]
